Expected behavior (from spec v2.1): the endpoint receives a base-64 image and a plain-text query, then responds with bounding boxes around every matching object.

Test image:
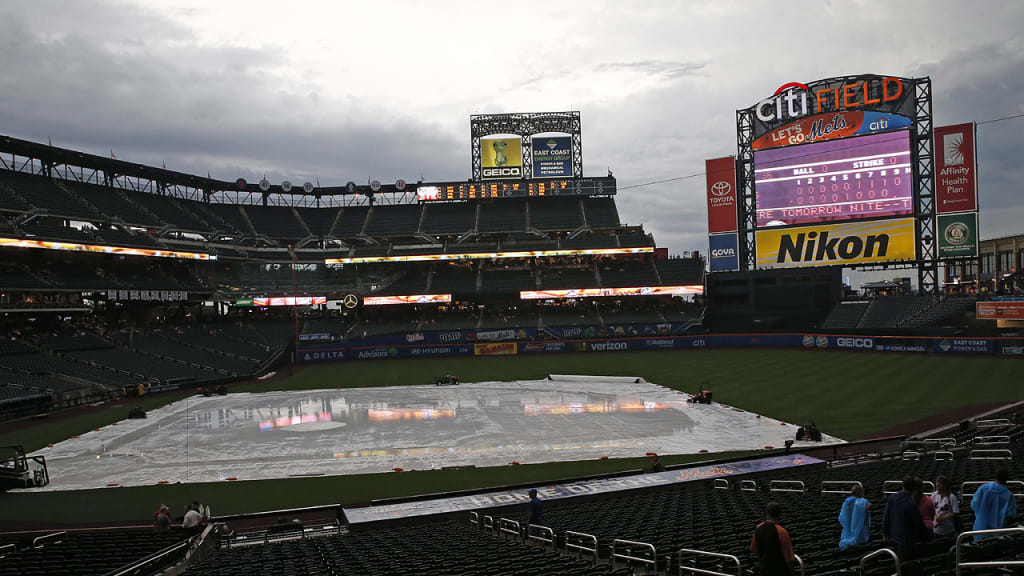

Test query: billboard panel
[934,123,978,214]
[708,233,739,272]
[532,136,572,177]
[755,217,915,269]
[976,301,1024,320]
[754,130,913,228]
[753,111,912,150]
[937,212,978,258]
[480,137,522,180]
[706,157,738,233]
[363,294,452,306]
[519,285,704,300]
[0,237,215,260]
[325,246,653,265]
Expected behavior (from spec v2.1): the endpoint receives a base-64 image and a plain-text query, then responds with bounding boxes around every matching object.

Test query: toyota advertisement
[754,130,913,228]
[706,156,738,234]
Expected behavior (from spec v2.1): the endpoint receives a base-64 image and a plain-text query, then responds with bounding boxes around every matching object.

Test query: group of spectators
[154,500,211,533]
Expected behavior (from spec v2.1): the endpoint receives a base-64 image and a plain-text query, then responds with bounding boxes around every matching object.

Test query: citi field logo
[756,77,905,123]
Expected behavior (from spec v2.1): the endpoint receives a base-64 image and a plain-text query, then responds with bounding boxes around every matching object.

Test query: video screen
[754,130,913,228]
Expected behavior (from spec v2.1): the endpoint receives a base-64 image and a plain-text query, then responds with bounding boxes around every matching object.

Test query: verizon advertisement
[706,156,738,233]
[934,123,978,214]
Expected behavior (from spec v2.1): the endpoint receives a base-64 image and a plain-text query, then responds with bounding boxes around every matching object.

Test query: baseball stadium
[1,39,1023,576]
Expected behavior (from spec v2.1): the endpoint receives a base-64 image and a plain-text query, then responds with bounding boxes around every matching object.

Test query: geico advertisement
[756,218,915,268]
[480,138,522,179]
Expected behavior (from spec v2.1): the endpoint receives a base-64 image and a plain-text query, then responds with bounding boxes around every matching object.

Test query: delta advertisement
[934,123,978,214]
[709,233,740,272]
[532,136,572,178]
[937,213,978,259]
[977,301,1024,320]
[755,218,916,269]
[480,137,523,180]
[752,111,913,150]
[705,157,738,234]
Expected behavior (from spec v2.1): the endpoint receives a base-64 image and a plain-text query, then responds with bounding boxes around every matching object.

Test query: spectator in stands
[193,499,211,525]
[915,478,936,530]
[971,467,1018,540]
[883,476,931,560]
[930,475,959,539]
[154,505,171,532]
[650,455,665,473]
[838,485,871,550]
[182,503,203,532]
[527,489,544,526]
[750,502,795,576]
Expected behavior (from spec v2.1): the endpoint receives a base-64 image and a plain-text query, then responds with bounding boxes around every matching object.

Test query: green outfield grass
[0,348,1019,527]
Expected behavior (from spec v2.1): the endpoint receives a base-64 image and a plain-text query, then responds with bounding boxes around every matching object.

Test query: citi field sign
[748,75,916,139]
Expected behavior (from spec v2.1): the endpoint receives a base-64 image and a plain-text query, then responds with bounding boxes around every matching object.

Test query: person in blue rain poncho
[971,467,1017,540]
[838,484,871,550]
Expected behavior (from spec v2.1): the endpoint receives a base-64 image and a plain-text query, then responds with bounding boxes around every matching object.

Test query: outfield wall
[297,331,1024,363]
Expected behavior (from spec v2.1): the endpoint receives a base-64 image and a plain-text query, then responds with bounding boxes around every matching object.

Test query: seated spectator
[930,475,959,538]
[839,485,871,550]
[971,467,1018,540]
[750,502,795,576]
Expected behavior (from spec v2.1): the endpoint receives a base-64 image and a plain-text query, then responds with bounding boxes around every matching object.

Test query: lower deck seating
[0,528,186,576]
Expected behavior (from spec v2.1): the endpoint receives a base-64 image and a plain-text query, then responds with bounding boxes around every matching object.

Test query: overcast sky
[1,0,1022,280]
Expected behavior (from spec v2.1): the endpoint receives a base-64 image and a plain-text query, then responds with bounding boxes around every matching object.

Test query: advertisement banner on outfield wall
[937,212,978,258]
[755,218,916,269]
[480,137,523,180]
[934,338,994,355]
[709,233,740,272]
[474,342,517,356]
[934,123,978,214]
[706,157,738,234]
[299,349,346,363]
[976,301,1024,320]
[519,342,571,354]
[532,136,572,178]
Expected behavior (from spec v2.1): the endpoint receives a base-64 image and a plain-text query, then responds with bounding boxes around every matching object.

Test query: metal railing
[770,480,805,494]
[968,449,1012,460]
[934,450,955,461]
[859,547,900,576]
[498,517,520,540]
[469,511,478,526]
[103,534,197,576]
[527,524,554,548]
[976,418,1010,428]
[713,478,730,490]
[740,480,758,492]
[821,480,863,495]
[973,435,1010,445]
[565,531,598,564]
[793,553,805,576]
[483,515,494,532]
[925,437,957,446]
[0,543,15,559]
[901,450,921,460]
[611,539,657,573]
[883,480,934,495]
[955,527,1024,576]
[960,480,1024,501]
[32,531,65,548]
[676,547,742,576]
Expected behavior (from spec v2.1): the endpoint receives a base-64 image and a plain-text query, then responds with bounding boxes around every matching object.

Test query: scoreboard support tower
[471,112,582,181]
[734,77,938,295]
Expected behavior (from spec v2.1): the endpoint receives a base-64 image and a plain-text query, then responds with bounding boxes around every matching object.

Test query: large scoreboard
[710,74,936,273]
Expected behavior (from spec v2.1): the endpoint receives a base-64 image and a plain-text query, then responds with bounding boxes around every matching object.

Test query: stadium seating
[0,528,186,576]
[581,197,620,228]
[654,259,704,286]
[599,260,660,288]
[66,182,163,227]
[857,296,937,329]
[332,206,370,238]
[822,301,870,329]
[294,207,340,238]
[902,297,978,328]
[183,521,629,576]
[422,202,477,235]
[364,204,422,237]
[243,205,307,240]
[0,171,99,220]
[530,198,583,231]
[478,200,526,233]
[206,204,254,235]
